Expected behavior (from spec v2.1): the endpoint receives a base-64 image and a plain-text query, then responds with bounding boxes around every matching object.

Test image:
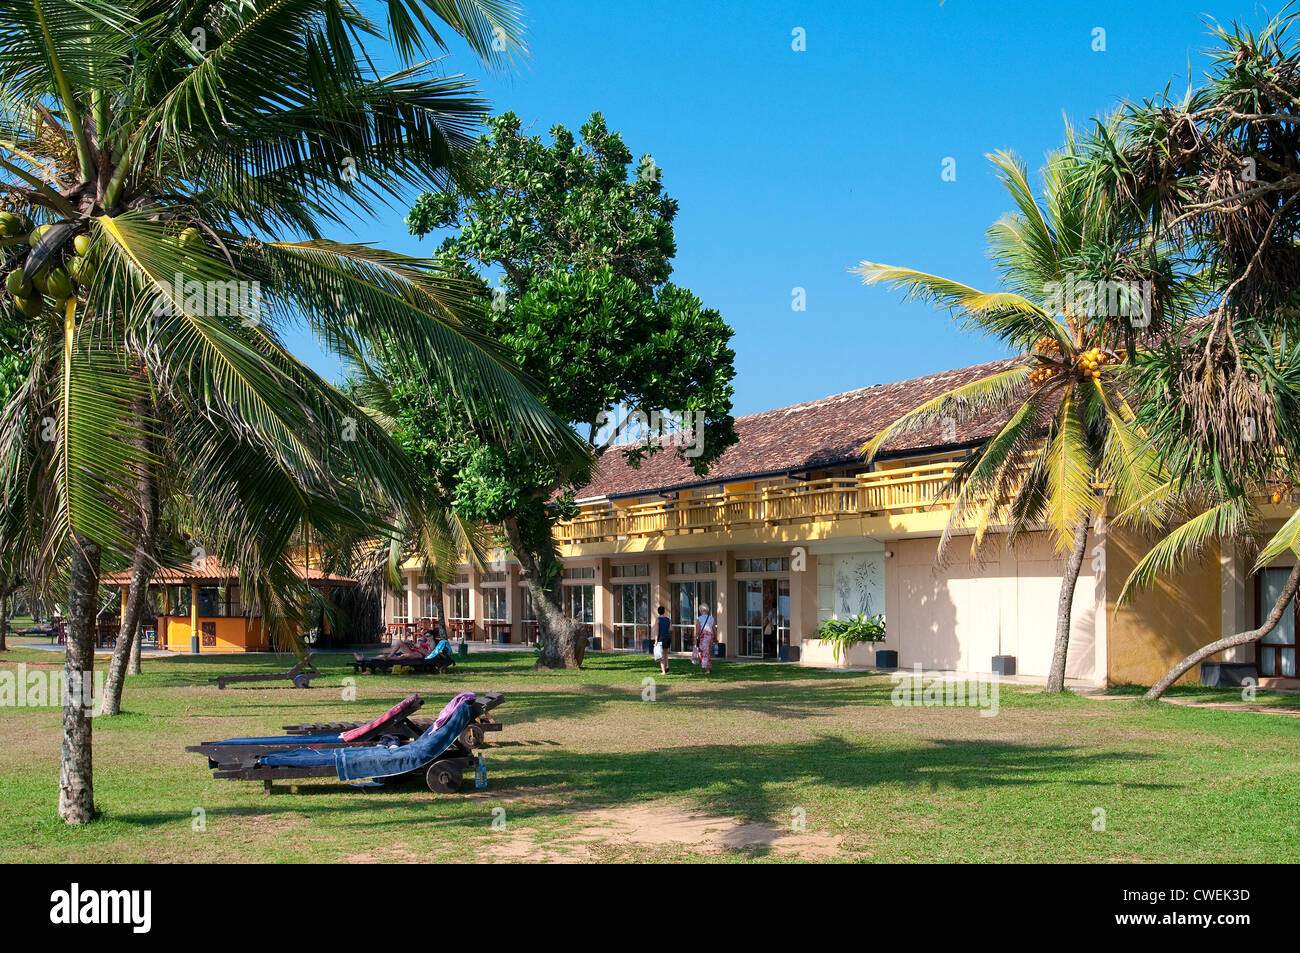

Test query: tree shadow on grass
[116,735,1169,845]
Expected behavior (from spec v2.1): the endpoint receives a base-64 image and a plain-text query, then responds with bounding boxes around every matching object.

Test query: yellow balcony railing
[556,461,963,545]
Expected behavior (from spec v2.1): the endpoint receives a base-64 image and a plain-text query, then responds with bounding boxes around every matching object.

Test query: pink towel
[339,693,421,742]
[434,692,477,728]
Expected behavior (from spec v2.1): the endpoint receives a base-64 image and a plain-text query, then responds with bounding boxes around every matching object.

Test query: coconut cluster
[1,213,98,319]
[1077,347,1109,380]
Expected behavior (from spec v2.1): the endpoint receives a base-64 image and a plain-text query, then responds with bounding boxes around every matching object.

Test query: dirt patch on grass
[483,800,841,862]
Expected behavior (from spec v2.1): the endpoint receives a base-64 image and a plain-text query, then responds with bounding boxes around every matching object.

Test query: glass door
[736,578,790,658]
[671,580,716,653]
[1259,568,1297,676]
[612,583,649,650]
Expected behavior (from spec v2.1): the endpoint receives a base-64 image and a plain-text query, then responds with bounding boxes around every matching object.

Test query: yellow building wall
[1105,526,1222,686]
[162,617,266,652]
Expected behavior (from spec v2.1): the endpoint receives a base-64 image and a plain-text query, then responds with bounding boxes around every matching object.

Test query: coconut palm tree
[0,0,582,823]
[854,143,1184,692]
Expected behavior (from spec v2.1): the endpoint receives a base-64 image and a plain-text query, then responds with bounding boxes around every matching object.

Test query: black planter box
[589,635,602,651]
[875,649,898,669]
[641,638,653,655]
[1201,661,1257,687]
[714,641,725,658]
[992,655,1017,676]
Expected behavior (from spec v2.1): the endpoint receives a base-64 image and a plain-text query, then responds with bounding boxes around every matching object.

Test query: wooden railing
[556,462,962,545]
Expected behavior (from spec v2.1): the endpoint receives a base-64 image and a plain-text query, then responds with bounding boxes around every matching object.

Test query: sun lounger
[351,638,455,675]
[193,693,483,793]
[279,691,504,749]
[186,692,504,790]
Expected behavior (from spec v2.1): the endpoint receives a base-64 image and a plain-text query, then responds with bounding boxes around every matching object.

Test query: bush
[815,614,886,661]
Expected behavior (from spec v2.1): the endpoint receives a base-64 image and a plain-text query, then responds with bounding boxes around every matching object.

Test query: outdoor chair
[190,692,488,793]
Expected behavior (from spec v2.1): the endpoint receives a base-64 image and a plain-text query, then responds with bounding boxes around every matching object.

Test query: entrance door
[736,578,790,658]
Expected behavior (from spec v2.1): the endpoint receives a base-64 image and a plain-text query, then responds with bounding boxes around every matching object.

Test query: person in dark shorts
[655,605,672,674]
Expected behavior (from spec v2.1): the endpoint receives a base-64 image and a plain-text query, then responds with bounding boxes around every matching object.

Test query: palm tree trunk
[1046,517,1090,693]
[59,535,100,825]
[129,612,142,675]
[0,586,10,651]
[101,548,150,716]
[102,399,157,714]
[502,516,584,669]
[1145,560,1300,699]
[430,578,446,638]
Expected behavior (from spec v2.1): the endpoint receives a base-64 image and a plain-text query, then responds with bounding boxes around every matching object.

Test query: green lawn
[1,641,1297,862]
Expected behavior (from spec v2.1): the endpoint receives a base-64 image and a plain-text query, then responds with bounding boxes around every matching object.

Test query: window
[419,587,439,619]
[482,587,507,622]
[566,584,595,624]
[1258,568,1297,677]
[612,583,649,649]
[480,571,506,583]
[736,556,790,573]
[611,563,649,578]
[671,580,716,653]
[392,588,409,623]
[449,588,470,621]
[519,587,536,623]
[563,566,596,579]
[669,561,716,575]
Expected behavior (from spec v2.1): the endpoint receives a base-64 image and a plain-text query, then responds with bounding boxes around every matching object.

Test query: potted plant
[815,614,889,665]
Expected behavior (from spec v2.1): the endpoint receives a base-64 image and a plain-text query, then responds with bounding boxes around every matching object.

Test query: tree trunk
[1046,517,1090,694]
[101,549,151,716]
[1145,560,1300,700]
[59,535,100,825]
[430,579,446,638]
[101,399,157,714]
[502,516,584,669]
[0,587,9,651]
[129,613,142,675]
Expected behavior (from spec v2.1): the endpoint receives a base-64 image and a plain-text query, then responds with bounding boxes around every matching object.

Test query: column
[467,565,482,640]
[505,562,519,643]
[189,581,199,654]
[595,557,612,649]
[716,551,733,658]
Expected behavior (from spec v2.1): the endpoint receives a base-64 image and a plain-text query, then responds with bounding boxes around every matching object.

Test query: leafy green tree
[856,142,1186,693]
[0,0,578,823]
[403,112,738,668]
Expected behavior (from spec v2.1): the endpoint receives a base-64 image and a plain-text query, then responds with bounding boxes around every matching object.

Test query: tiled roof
[101,562,357,586]
[577,359,1019,500]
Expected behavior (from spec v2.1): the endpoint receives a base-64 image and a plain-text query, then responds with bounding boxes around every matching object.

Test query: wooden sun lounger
[350,651,453,675]
[209,652,319,690]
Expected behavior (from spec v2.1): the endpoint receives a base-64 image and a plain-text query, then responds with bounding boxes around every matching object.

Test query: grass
[2,640,1298,862]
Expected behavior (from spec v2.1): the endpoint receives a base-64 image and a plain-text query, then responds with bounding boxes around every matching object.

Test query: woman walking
[694,605,717,675]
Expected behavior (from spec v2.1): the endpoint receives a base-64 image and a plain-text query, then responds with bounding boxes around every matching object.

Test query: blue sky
[306,0,1269,416]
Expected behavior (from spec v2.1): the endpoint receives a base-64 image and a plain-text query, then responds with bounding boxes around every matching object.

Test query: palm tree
[1081,10,1300,698]
[854,144,1178,692]
[0,0,582,823]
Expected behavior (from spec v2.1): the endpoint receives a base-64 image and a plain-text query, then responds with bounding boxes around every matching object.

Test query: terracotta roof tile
[576,359,1018,499]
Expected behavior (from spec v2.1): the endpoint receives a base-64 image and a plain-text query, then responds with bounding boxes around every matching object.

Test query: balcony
[556,461,962,545]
